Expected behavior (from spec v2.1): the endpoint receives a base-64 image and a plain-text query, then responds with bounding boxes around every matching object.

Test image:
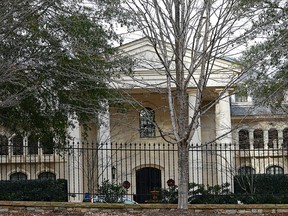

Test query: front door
[135,167,161,203]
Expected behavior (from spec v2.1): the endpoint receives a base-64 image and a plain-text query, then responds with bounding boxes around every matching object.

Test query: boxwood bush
[234,174,288,204]
[0,179,68,201]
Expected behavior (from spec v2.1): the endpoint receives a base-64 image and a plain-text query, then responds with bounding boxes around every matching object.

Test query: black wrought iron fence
[0,142,287,203]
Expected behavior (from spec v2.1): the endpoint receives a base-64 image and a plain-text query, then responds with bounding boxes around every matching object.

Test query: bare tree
[120,0,253,209]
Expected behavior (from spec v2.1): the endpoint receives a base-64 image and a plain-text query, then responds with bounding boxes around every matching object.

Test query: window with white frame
[139,108,155,138]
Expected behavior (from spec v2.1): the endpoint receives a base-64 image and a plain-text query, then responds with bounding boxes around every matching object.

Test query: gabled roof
[117,37,240,89]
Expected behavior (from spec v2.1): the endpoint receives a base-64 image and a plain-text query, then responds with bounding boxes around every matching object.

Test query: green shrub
[0,179,68,202]
[160,182,237,204]
[189,182,237,204]
[97,180,127,203]
[160,185,178,203]
[234,174,288,204]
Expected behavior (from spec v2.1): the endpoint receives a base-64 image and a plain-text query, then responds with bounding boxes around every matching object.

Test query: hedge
[0,179,68,202]
[234,174,288,204]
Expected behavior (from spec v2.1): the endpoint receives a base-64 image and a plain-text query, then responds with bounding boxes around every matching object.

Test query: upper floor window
[283,128,288,148]
[238,166,255,175]
[254,129,264,149]
[268,128,278,148]
[28,134,38,155]
[235,92,248,103]
[239,129,249,149]
[12,134,23,155]
[41,134,54,154]
[38,172,56,180]
[139,108,155,138]
[10,172,27,180]
[266,165,284,175]
[0,135,8,155]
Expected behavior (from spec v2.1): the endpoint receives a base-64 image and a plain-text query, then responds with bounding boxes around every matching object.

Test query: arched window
[266,165,284,175]
[10,172,27,180]
[38,172,56,180]
[254,129,264,149]
[41,134,54,154]
[28,134,38,155]
[12,134,23,155]
[239,129,249,149]
[283,128,288,148]
[139,108,155,138]
[0,135,8,155]
[268,128,278,148]
[238,166,255,175]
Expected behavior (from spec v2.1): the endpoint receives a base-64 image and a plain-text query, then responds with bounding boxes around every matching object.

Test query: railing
[0,142,287,203]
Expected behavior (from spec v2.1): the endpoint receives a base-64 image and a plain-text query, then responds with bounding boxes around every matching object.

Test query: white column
[188,90,202,185]
[67,116,83,202]
[97,101,112,184]
[264,130,269,149]
[278,129,283,148]
[249,129,254,150]
[215,91,233,187]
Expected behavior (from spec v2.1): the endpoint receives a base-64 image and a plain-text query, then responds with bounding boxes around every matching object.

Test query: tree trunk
[177,141,189,209]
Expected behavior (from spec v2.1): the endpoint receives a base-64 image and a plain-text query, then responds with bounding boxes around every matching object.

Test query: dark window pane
[12,134,23,155]
[268,129,278,148]
[10,172,27,180]
[239,130,249,149]
[28,135,38,155]
[266,166,283,175]
[38,172,56,180]
[41,134,54,154]
[0,135,8,155]
[139,108,155,138]
[254,129,264,149]
[238,166,255,175]
[283,128,288,148]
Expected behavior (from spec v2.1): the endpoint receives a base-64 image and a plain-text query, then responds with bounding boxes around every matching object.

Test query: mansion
[0,38,287,202]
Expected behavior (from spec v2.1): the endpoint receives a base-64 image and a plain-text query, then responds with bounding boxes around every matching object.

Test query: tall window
[28,134,38,155]
[10,172,27,180]
[0,135,8,155]
[139,108,155,138]
[41,134,54,154]
[239,129,249,149]
[266,165,284,175]
[268,128,278,148]
[254,129,264,149]
[12,134,23,155]
[283,128,288,148]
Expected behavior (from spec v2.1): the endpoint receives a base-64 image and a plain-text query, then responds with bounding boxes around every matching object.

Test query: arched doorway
[135,167,161,203]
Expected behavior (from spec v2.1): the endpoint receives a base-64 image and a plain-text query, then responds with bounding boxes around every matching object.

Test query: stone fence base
[0,201,288,215]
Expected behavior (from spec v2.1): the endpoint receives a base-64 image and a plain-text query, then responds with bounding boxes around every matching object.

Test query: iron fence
[0,142,287,203]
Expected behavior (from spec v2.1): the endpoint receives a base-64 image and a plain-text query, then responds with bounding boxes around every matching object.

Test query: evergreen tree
[0,0,131,145]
